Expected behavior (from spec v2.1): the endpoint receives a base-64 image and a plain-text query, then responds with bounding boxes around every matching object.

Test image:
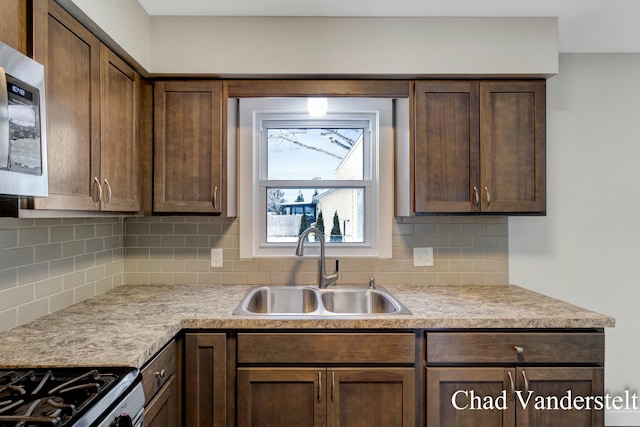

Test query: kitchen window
[238,98,393,258]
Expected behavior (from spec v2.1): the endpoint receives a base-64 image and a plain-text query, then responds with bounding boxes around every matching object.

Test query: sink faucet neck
[295,226,339,288]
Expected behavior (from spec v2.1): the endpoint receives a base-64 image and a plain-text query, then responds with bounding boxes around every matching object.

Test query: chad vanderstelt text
[452,389,639,411]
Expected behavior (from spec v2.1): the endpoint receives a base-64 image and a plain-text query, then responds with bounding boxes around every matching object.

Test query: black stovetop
[0,367,138,427]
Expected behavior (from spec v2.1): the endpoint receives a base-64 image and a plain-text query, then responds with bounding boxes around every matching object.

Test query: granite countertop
[0,284,614,369]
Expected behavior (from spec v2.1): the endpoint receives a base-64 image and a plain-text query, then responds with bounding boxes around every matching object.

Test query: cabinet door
[414,81,480,213]
[426,367,515,427]
[32,0,101,211]
[237,368,326,427]
[0,0,27,54]
[185,333,227,427]
[327,368,415,427]
[144,375,178,427]
[154,81,223,213]
[100,45,140,211]
[516,367,604,427]
[480,81,546,213]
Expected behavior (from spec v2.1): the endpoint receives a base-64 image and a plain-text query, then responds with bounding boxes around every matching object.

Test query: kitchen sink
[233,285,412,316]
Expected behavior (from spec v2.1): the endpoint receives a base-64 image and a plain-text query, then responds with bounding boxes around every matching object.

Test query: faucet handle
[368,278,376,289]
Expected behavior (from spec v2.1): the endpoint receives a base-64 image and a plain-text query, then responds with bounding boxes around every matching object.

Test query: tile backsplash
[0,214,507,332]
[124,216,508,287]
[0,217,124,332]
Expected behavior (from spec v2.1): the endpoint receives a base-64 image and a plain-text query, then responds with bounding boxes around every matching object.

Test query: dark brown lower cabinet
[237,367,415,427]
[185,333,227,427]
[145,375,178,427]
[426,365,604,426]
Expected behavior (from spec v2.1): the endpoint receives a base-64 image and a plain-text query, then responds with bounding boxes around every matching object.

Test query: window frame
[238,98,393,258]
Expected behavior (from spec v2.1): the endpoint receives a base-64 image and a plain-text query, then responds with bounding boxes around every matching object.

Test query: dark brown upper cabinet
[153,80,224,214]
[31,0,140,213]
[414,80,546,214]
[0,0,28,54]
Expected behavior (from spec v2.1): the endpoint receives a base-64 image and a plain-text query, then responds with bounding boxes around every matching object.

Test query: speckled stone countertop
[0,284,614,369]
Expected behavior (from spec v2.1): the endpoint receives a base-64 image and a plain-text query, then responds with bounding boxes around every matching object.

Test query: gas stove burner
[0,368,138,427]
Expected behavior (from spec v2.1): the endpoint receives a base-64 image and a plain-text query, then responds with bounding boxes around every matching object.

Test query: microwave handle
[0,67,9,168]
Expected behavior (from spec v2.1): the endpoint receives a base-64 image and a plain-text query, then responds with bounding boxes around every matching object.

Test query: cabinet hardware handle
[103,179,112,205]
[331,371,335,402]
[212,186,218,209]
[93,177,102,204]
[514,346,524,354]
[155,369,165,379]
[318,371,322,402]
[473,186,480,207]
[522,370,529,395]
[484,186,491,208]
[507,371,515,401]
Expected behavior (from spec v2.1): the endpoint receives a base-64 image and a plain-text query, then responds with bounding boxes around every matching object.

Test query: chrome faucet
[295,226,339,288]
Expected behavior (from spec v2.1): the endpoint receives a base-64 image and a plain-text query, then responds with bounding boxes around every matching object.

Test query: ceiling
[136,0,640,53]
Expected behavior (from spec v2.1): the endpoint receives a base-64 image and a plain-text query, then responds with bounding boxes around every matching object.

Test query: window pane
[266,187,365,243]
[267,128,364,180]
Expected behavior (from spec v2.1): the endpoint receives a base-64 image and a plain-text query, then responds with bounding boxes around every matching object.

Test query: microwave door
[0,67,8,170]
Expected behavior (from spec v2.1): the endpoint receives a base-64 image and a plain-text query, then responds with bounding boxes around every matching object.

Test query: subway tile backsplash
[124,216,508,287]
[0,215,508,333]
[0,217,124,332]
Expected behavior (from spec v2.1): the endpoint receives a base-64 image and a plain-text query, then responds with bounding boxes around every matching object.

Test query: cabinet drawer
[142,340,177,404]
[426,332,604,365]
[238,333,415,364]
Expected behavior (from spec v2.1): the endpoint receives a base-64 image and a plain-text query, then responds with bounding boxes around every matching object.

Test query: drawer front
[426,332,604,365]
[142,340,177,404]
[238,333,415,364]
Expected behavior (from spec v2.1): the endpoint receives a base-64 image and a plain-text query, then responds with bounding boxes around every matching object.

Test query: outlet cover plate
[210,248,223,268]
[413,247,434,267]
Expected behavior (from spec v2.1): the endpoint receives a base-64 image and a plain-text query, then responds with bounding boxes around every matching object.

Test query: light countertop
[0,284,614,369]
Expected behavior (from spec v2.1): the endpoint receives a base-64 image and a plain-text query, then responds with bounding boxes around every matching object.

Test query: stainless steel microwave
[0,40,48,197]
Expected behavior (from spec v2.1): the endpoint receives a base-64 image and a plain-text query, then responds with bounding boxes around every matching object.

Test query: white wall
[149,17,558,76]
[67,0,152,70]
[509,53,640,425]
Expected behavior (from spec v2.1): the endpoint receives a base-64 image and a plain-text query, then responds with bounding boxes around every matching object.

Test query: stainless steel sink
[240,286,319,314]
[233,285,412,316]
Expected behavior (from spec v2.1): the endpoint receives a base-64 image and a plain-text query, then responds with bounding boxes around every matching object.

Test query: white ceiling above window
[135,0,640,53]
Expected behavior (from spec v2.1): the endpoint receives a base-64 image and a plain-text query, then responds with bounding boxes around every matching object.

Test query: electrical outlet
[210,248,223,268]
[413,247,434,267]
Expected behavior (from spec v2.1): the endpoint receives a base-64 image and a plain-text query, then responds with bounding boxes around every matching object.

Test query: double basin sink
[233,285,412,316]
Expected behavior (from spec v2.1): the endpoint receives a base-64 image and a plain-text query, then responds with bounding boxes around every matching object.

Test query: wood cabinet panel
[516,367,604,427]
[426,367,514,427]
[426,332,604,365]
[144,375,178,427]
[142,340,179,427]
[32,0,101,211]
[0,0,27,54]
[185,333,227,427]
[237,332,415,364]
[237,368,326,427]
[328,368,415,427]
[480,81,546,213]
[414,81,480,213]
[413,80,545,214]
[100,45,140,211]
[154,80,223,213]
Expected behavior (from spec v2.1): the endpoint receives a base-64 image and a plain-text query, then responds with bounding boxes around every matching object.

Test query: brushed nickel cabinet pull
[212,186,218,209]
[318,371,322,402]
[103,178,112,205]
[473,186,480,207]
[522,370,529,395]
[331,371,335,402]
[155,369,165,379]
[514,346,524,354]
[484,186,491,208]
[93,177,102,204]
[507,371,515,401]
